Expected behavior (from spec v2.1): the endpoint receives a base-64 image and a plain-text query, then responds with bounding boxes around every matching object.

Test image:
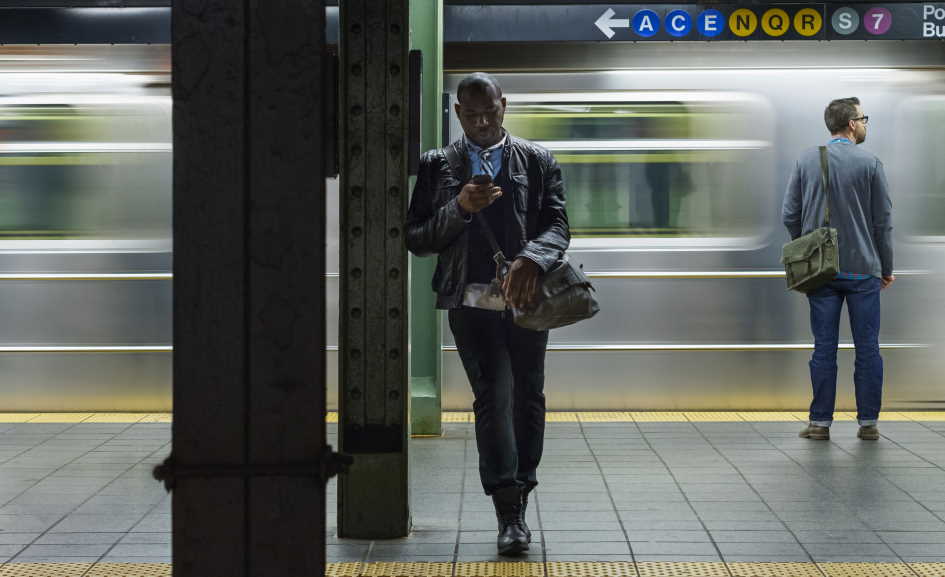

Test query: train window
[499,92,772,244]
[899,97,945,239]
[0,86,171,243]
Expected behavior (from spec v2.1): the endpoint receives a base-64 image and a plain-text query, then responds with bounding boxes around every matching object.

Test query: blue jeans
[807,277,883,427]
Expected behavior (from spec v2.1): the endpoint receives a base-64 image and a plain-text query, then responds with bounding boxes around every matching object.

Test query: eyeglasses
[852,115,869,125]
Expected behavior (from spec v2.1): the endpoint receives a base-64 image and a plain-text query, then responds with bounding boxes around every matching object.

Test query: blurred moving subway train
[1,36,944,411]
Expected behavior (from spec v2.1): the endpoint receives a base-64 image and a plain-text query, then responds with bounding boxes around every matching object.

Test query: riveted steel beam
[338,0,411,539]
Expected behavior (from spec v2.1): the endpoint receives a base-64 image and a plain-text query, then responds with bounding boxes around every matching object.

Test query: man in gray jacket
[782,97,894,442]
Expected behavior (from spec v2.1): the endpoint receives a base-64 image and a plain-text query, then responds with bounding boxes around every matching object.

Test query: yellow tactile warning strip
[545,412,578,422]
[727,562,823,577]
[5,411,945,424]
[684,412,745,422]
[576,412,635,422]
[84,413,147,423]
[630,412,691,422]
[635,562,730,577]
[361,562,454,576]
[85,564,171,577]
[441,412,472,423]
[910,563,945,577]
[28,413,92,423]
[546,562,636,576]
[454,563,545,576]
[0,413,40,423]
[818,562,915,577]
[328,563,364,577]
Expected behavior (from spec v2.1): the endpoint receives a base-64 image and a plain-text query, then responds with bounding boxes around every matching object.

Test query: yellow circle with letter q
[793,7,823,37]
[729,8,758,37]
[762,8,790,37]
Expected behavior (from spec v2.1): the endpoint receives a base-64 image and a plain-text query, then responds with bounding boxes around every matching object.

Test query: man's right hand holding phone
[458,174,502,214]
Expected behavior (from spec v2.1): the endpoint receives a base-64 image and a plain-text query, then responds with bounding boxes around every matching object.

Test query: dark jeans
[807,277,883,426]
[448,307,548,495]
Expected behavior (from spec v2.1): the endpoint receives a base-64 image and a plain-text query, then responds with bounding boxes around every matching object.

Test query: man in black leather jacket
[406,73,569,556]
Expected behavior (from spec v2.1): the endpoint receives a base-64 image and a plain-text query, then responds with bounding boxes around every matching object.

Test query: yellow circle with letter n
[762,8,790,37]
[793,7,823,37]
[729,9,758,37]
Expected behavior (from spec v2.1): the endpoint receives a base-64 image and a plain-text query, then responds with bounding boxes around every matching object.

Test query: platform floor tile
[0,564,93,576]
[817,562,914,576]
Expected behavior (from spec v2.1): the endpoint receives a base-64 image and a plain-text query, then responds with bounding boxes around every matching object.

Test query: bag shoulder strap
[442,142,507,265]
[819,145,831,227]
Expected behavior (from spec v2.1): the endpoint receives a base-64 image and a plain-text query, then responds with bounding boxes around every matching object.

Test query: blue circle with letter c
[632,9,661,38]
[666,10,692,37]
[697,9,724,37]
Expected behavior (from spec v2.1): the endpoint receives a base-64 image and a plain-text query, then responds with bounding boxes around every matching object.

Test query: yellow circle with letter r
[762,8,790,37]
[729,9,758,37]
[793,7,823,37]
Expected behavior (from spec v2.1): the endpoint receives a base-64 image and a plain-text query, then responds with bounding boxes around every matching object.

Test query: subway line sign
[444,3,945,42]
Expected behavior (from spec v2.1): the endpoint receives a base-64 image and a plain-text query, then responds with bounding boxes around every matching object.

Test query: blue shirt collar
[464,131,507,155]
[829,137,852,144]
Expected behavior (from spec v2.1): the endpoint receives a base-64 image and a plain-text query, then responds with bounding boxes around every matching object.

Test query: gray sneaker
[799,424,830,440]
[857,425,879,440]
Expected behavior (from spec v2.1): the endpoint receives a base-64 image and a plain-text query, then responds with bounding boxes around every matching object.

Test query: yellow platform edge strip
[3,411,945,424]
[2,562,943,577]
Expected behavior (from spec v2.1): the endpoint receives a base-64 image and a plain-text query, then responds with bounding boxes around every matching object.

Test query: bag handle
[442,143,509,272]
[819,145,831,228]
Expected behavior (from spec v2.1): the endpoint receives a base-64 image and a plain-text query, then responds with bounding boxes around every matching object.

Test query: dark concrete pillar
[338,0,411,538]
[165,2,338,575]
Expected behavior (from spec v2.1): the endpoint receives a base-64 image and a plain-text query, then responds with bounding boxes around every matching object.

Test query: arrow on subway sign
[595,8,630,38]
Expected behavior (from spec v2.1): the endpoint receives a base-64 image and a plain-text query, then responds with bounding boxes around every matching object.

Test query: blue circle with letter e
[697,9,724,37]
[632,9,661,38]
[666,10,692,37]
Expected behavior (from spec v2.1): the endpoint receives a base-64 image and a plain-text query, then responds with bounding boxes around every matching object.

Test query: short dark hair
[457,72,502,103]
[824,97,860,133]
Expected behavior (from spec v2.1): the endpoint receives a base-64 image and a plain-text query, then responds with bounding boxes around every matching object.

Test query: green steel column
[408,0,443,436]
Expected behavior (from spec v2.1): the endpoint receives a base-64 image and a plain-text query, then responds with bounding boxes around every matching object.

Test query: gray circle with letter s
[831,7,859,35]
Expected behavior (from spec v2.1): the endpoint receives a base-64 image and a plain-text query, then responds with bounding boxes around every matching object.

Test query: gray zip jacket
[782,140,893,278]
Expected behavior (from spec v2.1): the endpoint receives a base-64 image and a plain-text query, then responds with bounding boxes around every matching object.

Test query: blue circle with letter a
[632,9,661,37]
[666,10,692,37]
[697,9,724,37]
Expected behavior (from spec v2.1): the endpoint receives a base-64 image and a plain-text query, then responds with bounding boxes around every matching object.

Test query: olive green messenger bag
[780,146,839,293]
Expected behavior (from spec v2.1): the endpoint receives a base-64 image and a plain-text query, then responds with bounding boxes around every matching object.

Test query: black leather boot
[492,486,529,556]
[521,487,532,542]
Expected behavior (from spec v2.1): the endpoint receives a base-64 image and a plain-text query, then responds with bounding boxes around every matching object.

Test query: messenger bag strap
[819,145,831,228]
[442,142,508,267]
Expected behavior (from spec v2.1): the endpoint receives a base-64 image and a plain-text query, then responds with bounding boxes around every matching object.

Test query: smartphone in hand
[471,174,492,186]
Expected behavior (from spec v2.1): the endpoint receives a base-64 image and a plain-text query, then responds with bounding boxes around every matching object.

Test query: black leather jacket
[406,135,570,309]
